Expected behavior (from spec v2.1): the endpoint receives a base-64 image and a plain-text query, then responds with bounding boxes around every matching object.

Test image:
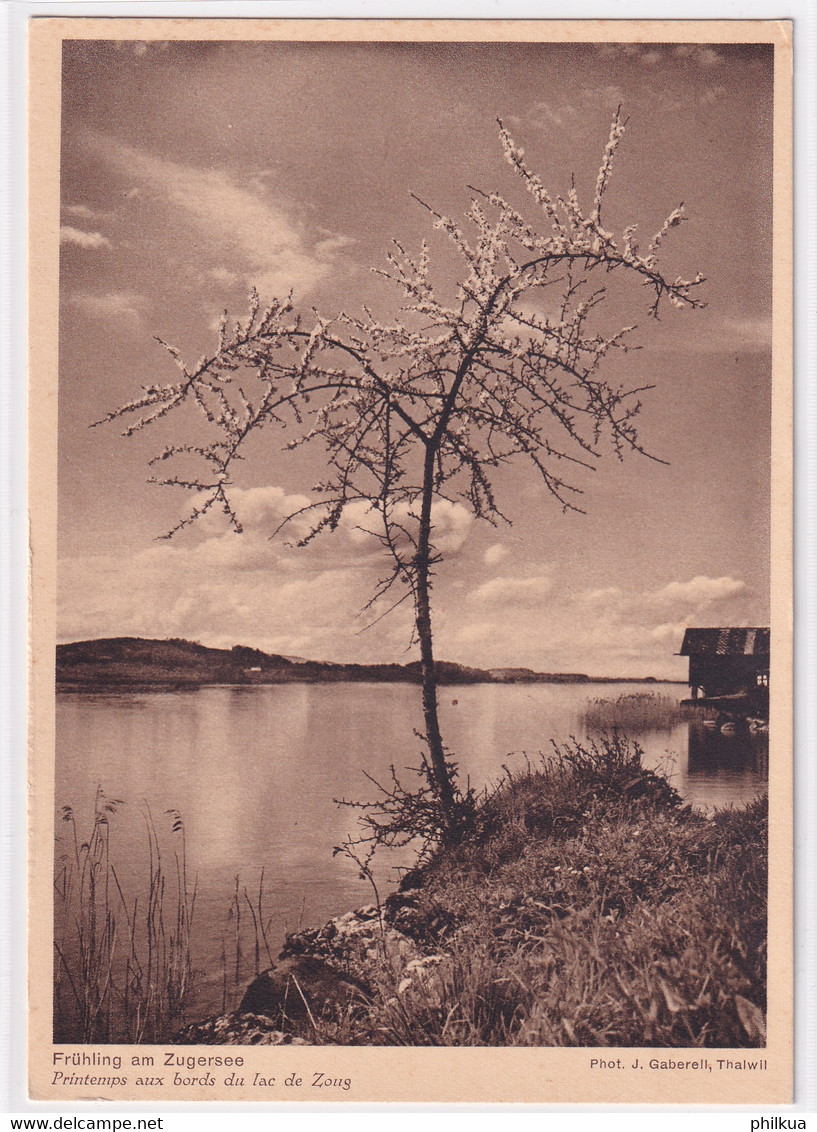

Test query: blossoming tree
[98,112,703,839]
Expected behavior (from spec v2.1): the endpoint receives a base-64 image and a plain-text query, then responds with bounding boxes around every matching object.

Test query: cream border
[27,16,794,1105]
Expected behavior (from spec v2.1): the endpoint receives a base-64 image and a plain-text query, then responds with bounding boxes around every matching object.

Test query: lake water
[54,681,767,1032]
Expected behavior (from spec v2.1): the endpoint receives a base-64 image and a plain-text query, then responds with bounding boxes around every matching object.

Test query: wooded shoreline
[56,637,679,690]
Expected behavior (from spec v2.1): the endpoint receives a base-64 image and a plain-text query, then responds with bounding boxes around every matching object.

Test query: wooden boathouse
[679,627,769,717]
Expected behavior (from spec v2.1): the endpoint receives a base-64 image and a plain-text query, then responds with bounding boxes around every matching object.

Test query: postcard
[27,16,793,1104]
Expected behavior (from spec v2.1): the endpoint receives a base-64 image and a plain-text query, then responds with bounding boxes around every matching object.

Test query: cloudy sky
[56,36,774,678]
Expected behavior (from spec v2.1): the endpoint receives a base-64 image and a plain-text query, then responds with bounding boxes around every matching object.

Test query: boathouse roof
[679,627,770,657]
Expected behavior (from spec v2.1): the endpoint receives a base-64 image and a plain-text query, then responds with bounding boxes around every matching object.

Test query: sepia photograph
[27,18,793,1104]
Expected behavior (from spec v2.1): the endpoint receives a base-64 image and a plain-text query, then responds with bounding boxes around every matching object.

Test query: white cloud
[715,315,772,350]
[580,84,625,109]
[58,548,762,678]
[208,267,240,286]
[332,497,472,557]
[58,544,410,664]
[526,101,574,130]
[92,136,348,300]
[63,204,107,222]
[673,45,724,67]
[469,574,553,606]
[483,543,509,568]
[57,475,761,678]
[648,575,746,608]
[699,85,727,106]
[69,289,147,321]
[111,41,169,58]
[650,620,691,644]
[427,500,473,554]
[522,85,623,136]
[57,481,476,662]
[697,47,724,68]
[440,568,759,676]
[208,486,470,556]
[60,226,111,250]
[580,585,622,604]
[314,234,356,258]
[441,579,676,676]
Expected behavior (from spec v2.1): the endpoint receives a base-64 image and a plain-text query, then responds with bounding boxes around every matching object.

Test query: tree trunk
[415,447,457,830]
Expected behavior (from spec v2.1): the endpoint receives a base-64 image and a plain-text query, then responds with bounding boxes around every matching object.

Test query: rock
[173,900,449,1044]
[281,904,421,984]
[173,1012,307,1045]
[395,954,448,1007]
[239,956,371,1024]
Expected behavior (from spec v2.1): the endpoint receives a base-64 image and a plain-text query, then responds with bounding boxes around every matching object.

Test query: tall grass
[220,871,277,1015]
[54,788,196,1043]
[54,792,280,1042]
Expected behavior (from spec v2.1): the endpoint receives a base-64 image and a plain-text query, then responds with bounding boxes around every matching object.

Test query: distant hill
[56,637,505,690]
[488,667,590,684]
[56,636,669,690]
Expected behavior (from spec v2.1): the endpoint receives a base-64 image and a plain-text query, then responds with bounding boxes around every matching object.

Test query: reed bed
[54,790,279,1043]
[54,788,196,1043]
[580,692,692,733]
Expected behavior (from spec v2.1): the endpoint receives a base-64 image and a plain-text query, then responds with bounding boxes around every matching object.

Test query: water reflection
[677,719,769,811]
[687,720,769,774]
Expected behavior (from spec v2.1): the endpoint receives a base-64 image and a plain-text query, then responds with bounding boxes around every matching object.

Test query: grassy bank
[290,736,767,1048]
